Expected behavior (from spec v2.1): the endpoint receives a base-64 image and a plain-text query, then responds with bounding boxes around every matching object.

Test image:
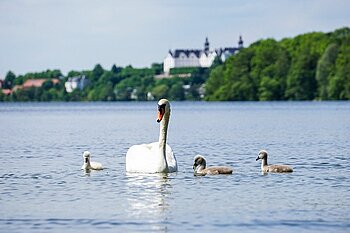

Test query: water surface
[0,101,349,232]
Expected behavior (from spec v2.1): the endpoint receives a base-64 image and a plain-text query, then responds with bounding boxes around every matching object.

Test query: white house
[64,75,90,93]
[163,36,243,73]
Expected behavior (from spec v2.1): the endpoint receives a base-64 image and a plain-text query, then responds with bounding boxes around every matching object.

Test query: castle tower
[238,35,243,49]
[204,37,209,53]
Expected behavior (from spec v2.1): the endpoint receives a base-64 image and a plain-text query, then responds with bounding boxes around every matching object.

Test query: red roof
[22,79,46,88]
[22,78,60,88]
[2,89,12,95]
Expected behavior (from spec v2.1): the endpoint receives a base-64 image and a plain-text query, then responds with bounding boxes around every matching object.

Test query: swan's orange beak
[157,109,164,123]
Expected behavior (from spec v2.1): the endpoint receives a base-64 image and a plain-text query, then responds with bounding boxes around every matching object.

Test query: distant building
[130,88,138,100]
[147,92,154,101]
[1,89,12,95]
[64,75,89,93]
[163,36,243,73]
[0,80,12,95]
[22,79,59,89]
[217,36,244,62]
[11,78,60,92]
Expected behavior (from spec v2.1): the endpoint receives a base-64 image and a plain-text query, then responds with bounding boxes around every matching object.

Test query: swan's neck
[158,112,170,172]
[261,157,268,170]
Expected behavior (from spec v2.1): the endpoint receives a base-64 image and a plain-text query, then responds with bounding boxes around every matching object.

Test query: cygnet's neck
[82,158,91,169]
[195,165,206,174]
[261,157,268,170]
[158,112,170,172]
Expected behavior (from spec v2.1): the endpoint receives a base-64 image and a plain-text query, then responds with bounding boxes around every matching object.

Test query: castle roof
[166,37,243,61]
[169,49,202,58]
[223,47,239,53]
[215,47,239,57]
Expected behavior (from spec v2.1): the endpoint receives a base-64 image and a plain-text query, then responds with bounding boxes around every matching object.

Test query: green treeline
[1,27,349,102]
[205,27,350,100]
[0,63,209,101]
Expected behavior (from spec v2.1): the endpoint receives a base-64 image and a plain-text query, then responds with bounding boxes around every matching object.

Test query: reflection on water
[125,173,172,232]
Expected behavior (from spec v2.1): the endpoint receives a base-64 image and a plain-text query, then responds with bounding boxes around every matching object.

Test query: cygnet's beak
[256,156,260,161]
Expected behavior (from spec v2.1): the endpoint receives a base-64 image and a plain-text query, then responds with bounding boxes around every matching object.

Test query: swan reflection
[125,173,172,231]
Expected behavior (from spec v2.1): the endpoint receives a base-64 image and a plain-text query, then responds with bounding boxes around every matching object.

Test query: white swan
[256,150,293,173]
[81,151,103,170]
[193,155,233,176]
[125,99,178,173]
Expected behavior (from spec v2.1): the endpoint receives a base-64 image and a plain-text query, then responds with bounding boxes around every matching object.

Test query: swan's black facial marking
[158,103,166,112]
[157,104,166,123]
[85,158,89,163]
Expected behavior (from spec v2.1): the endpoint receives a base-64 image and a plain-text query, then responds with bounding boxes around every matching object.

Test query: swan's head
[256,150,268,161]
[83,151,91,163]
[193,155,206,171]
[157,99,170,123]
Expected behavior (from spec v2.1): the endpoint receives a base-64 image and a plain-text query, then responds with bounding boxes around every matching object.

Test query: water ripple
[1,102,350,232]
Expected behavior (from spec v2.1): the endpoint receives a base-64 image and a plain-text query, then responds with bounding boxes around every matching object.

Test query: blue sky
[0,0,349,78]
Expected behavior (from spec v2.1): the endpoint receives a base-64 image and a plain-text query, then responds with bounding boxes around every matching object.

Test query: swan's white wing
[126,142,158,173]
[165,144,177,172]
[126,142,177,173]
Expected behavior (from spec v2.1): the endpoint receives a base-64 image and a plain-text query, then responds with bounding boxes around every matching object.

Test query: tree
[152,84,169,100]
[111,64,122,74]
[328,38,350,100]
[42,79,54,90]
[3,71,16,89]
[259,76,280,100]
[285,47,318,100]
[205,66,224,100]
[316,43,339,99]
[91,64,104,82]
[67,71,82,77]
[328,75,345,100]
[250,39,285,100]
[88,82,115,101]
[274,49,291,100]
[0,91,6,101]
[225,47,256,101]
[151,63,163,75]
[169,82,185,100]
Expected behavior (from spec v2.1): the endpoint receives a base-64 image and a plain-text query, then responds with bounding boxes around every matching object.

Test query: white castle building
[163,36,243,73]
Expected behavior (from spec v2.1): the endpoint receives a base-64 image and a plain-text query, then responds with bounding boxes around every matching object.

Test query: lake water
[0,101,349,233]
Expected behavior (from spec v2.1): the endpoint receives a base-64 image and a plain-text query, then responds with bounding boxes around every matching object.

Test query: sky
[0,0,349,78]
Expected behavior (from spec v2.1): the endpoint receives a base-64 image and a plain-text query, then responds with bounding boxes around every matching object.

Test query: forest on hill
[205,27,350,101]
[1,27,349,101]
